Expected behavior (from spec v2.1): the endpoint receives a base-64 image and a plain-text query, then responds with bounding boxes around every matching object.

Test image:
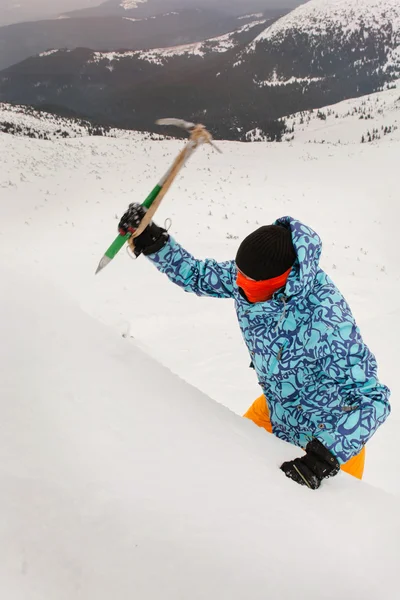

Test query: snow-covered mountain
[225,0,400,139]
[246,81,400,143]
[0,102,163,140]
[0,6,262,72]
[283,82,400,144]
[235,0,400,91]
[0,17,270,138]
[2,0,399,140]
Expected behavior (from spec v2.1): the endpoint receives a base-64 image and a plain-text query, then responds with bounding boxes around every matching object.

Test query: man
[119,203,391,490]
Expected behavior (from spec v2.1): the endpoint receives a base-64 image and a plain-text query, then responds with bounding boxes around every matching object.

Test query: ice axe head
[156,118,222,153]
[156,118,197,132]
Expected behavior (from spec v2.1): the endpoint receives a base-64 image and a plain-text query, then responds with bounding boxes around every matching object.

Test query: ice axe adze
[95,119,221,274]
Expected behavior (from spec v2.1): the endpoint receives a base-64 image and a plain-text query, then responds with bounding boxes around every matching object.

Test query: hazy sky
[0,0,102,9]
[0,0,103,26]
[0,0,304,27]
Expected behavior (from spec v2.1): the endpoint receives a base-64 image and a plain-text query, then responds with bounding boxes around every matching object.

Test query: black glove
[118,202,169,257]
[280,439,340,490]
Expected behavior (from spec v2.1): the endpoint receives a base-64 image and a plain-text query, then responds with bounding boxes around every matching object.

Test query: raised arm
[118,202,236,299]
[147,237,236,299]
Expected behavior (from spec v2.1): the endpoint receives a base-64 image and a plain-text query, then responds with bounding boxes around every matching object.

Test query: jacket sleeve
[145,236,236,299]
[316,319,391,464]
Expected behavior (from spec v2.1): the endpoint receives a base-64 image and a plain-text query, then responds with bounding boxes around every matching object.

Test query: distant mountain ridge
[0,16,270,136]
[0,1,101,26]
[64,0,300,19]
[1,0,399,140]
[243,0,400,84]
[0,8,257,71]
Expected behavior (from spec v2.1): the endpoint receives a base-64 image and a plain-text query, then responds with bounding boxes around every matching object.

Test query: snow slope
[0,103,162,140]
[0,266,399,599]
[283,82,400,144]
[246,81,400,143]
[0,92,399,494]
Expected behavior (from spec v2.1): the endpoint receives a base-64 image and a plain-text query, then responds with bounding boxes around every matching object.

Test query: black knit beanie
[236,225,296,281]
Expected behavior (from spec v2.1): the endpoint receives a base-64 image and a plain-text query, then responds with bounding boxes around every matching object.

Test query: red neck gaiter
[236,268,291,303]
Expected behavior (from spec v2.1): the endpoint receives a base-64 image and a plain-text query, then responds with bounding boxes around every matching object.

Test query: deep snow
[0,267,399,599]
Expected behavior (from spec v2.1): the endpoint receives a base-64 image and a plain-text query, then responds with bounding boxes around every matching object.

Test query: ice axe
[95,119,221,274]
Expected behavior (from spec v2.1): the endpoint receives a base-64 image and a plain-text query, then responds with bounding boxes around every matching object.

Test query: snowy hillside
[0,103,110,140]
[250,0,400,82]
[7,0,400,138]
[285,83,400,144]
[4,1,399,139]
[0,263,399,599]
[0,102,163,140]
[246,82,400,143]
[0,12,271,138]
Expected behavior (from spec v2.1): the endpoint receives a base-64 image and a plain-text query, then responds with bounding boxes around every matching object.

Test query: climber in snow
[119,203,391,490]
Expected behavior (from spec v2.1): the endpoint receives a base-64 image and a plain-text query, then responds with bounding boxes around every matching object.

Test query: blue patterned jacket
[147,217,390,463]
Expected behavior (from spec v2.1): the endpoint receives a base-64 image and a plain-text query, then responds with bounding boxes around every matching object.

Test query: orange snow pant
[244,395,365,480]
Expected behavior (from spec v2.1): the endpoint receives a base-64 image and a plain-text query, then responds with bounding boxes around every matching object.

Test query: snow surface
[91,50,139,63]
[238,13,264,20]
[256,74,324,88]
[246,81,400,143]
[120,0,148,9]
[0,103,163,141]
[283,82,400,144]
[38,49,60,58]
[0,89,399,499]
[1,267,399,599]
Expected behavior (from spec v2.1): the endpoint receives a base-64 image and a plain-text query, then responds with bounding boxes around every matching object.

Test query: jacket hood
[274,217,322,300]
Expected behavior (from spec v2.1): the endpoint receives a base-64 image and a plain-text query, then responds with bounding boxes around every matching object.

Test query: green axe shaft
[95,164,175,275]
[95,120,218,275]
